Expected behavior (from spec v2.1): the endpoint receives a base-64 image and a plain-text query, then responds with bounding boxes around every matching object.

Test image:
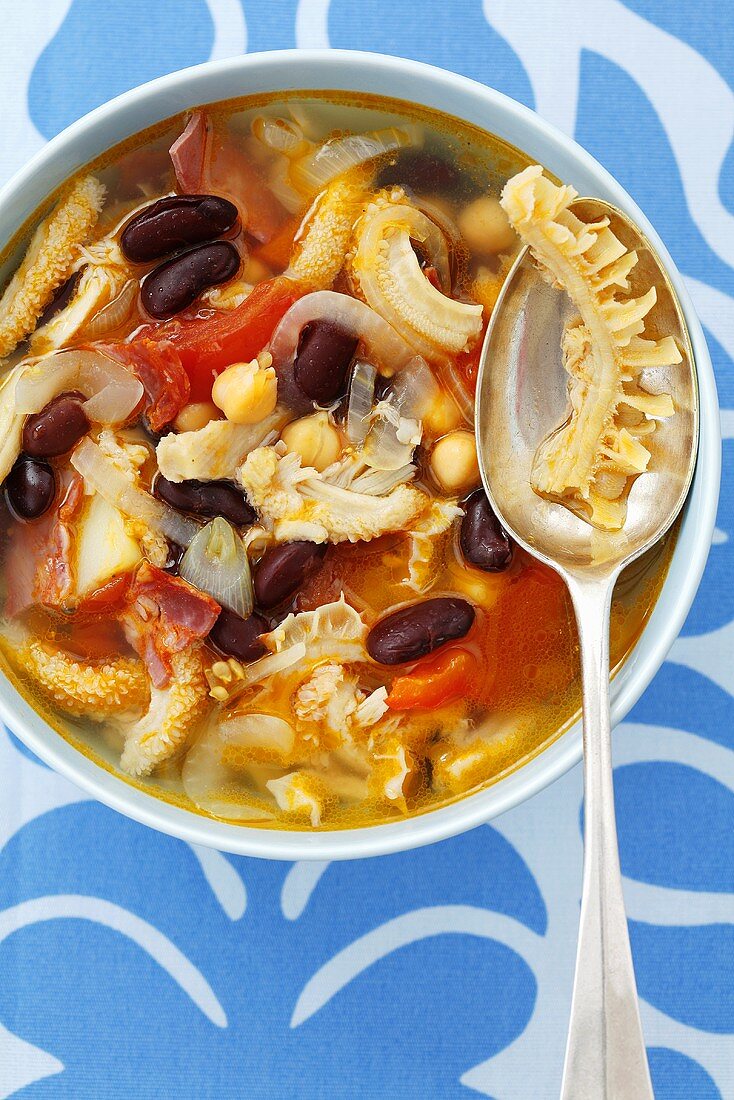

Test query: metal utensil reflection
[475,198,698,1100]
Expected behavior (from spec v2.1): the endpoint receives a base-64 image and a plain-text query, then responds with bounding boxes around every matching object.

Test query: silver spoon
[475,197,698,1099]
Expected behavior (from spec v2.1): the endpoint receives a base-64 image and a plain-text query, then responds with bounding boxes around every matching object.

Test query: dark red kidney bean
[376,149,467,196]
[154,475,255,526]
[254,541,327,609]
[38,268,84,327]
[4,456,56,520]
[208,609,269,663]
[141,241,240,319]
[460,488,513,572]
[273,360,313,417]
[121,194,239,263]
[22,391,90,458]
[294,321,358,404]
[367,597,475,665]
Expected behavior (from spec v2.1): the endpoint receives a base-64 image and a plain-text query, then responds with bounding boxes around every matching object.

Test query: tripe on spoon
[500,165,681,531]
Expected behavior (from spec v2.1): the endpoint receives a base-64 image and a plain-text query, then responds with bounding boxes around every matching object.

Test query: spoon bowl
[475,194,700,1100]
[477,198,698,578]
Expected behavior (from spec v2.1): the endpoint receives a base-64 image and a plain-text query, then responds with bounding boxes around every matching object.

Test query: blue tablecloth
[0,3,732,1097]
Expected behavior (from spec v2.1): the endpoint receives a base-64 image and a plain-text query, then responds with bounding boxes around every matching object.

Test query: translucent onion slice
[361,356,437,471]
[252,115,308,158]
[179,518,254,617]
[290,125,423,195]
[362,400,421,471]
[218,712,295,759]
[346,360,377,444]
[71,436,199,547]
[182,718,279,822]
[237,642,307,687]
[269,291,415,375]
[415,197,462,252]
[442,360,475,425]
[84,279,138,339]
[391,356,443,418]
[15,348,144,424]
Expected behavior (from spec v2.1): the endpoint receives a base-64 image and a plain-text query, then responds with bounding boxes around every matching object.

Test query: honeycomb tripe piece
[0,176,105,358]
[17,641,149,720]
[286,175,365,289]
[119,649,209,778]
[500,165,681,530]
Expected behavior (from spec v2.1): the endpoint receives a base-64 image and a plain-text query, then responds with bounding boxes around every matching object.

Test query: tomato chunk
[387,648,478,710]
[138,277,303,401]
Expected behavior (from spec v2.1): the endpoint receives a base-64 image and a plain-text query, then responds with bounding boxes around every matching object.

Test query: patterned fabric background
[0,2,732,1097]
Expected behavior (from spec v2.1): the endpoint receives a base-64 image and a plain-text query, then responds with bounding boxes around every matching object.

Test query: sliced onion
[415,197,462,253]
[15,349,144,424]
[252,115,308,157]
[287,102,329,141]
[236,642,307,689]
[84,279,138,339]
[218,713,295,758]
[363,400,421,471]
[361,356,440,471]
[269,291,414,374]
[290,125,423,194]
[442,360,475,425]
[266,157,305,214]
[182,718,278,822]
[391,356,443,418]
[346,360,377,444]
[71,436,199,547]
[179,518,254,618]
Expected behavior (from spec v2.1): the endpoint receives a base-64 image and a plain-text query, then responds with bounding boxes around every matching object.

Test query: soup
[0,92,671,829]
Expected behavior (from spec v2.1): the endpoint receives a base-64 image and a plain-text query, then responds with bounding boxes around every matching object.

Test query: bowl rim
[0,48,721,861]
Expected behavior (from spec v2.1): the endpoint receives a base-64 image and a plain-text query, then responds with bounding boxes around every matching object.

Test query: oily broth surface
[0,91,674,829]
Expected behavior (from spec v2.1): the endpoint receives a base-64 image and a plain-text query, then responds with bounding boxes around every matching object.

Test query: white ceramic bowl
[0,50,720,861]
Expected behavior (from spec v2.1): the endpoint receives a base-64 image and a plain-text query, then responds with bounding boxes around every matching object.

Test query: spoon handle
[560,575,653,1100]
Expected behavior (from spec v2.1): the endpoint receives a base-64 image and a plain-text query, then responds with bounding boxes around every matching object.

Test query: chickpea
[211,354,278,424]
[430,430,480,494]
[281,410,342,472]
[458,196,516,256]
[173,401,222,433]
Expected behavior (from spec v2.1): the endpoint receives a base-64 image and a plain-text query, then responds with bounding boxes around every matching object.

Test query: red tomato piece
[387,648,478,711]
[76,570,134,615]
[121,562,220,687]
[138,277,303,401]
